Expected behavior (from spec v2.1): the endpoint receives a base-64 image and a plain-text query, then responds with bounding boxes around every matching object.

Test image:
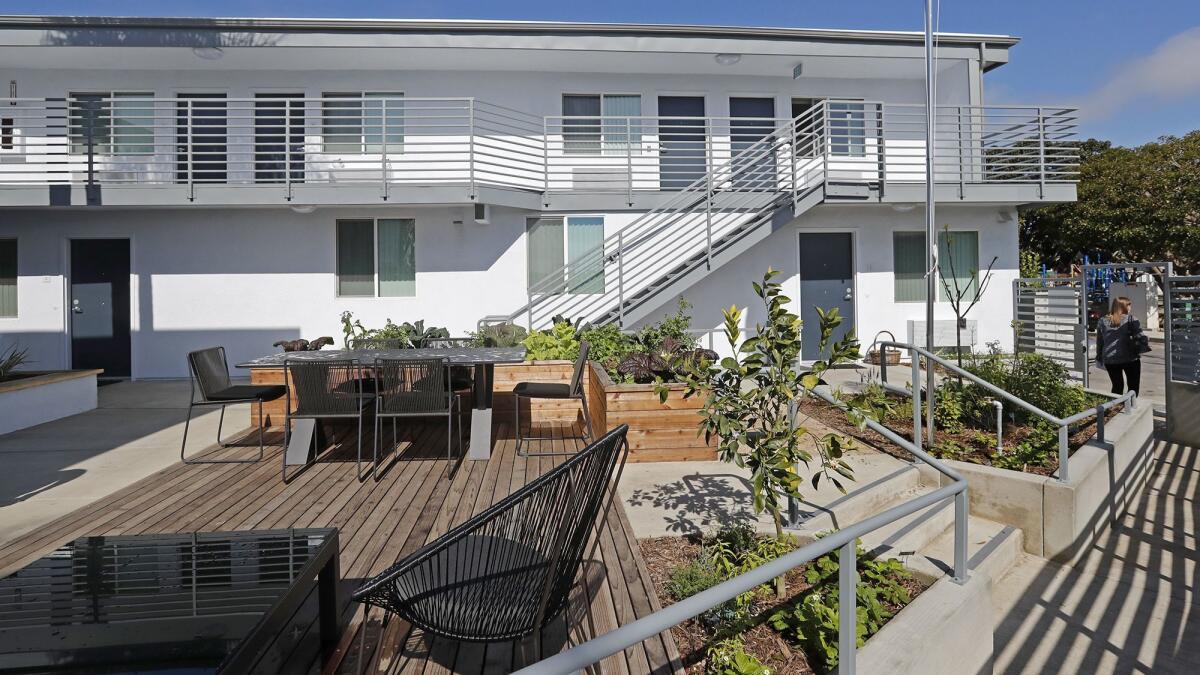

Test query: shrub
[0,344,30,381]
[666,558,723,602]
[522,320,579,361]
[706,638,771,675]
[469,322,528,348]
[578,323,636,372]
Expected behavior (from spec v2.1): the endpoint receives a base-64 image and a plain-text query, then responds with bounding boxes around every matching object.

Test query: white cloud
[1077,26,1200,119]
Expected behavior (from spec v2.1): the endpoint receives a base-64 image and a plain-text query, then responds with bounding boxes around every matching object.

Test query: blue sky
[12,0,1200,146]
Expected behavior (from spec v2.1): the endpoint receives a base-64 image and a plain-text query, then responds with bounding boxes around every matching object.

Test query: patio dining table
[237,346,525,461]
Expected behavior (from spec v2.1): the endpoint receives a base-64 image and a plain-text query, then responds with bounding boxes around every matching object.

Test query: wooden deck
[0,419,683,675]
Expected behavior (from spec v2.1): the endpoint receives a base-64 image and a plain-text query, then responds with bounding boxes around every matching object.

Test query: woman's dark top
[1096,314,1140,367]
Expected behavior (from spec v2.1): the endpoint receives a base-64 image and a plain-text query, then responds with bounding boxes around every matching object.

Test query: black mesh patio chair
[284,359,373,481]
[351,424,629,645]
[513,340,593,456]
[429,337,475,392]
[372,357,462,481]
[181,346,286,464]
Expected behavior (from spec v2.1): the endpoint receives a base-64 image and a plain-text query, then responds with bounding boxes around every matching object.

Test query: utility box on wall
[907,319,978,348]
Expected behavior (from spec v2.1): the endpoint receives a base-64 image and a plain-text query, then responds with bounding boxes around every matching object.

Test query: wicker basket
[865,348,901,365]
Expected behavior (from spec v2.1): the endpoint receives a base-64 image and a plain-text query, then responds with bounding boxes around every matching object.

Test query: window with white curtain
[323,92,404,153]
[528,216,605,295]
[892,230,981,302]
[336,218,416,297]
[561,94,641,155]
[0,239,15,317]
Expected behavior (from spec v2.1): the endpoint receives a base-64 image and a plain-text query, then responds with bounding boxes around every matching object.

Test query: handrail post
[838,541,857,675]
[626,117,633,206]
[617,231,626,327]
[953,491,969,584]
[957,106,965,198]
[878,103,886,198]
[468,98,476,201]
[703,119,713,270]
[284,100,293,202]
[380,98,389,201]
[821,101,830,183]
[1037,106,1046,198]
[911,352,922,455]
[1057,424,1069,482]
[186,99,194,202]
[542,116,550,205]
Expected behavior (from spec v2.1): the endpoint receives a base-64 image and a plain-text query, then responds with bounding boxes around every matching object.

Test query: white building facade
[0,16,1077,378]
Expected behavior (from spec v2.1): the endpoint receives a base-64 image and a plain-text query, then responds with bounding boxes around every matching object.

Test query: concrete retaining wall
[0,370,100,435]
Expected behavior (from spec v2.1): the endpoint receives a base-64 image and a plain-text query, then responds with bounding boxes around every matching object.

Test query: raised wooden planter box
[0,369,102,435]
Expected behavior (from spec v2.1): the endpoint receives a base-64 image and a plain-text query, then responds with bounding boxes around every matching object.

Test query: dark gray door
[799,232,854,361]
[657,96,706,190]
[730,97,776,189]
[70,239,131,378]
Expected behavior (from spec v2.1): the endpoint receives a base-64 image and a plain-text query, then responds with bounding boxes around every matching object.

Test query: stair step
[825,182,873,198]
[903,516,1025,585]
[860,493,956,561]
[790,463,925,539]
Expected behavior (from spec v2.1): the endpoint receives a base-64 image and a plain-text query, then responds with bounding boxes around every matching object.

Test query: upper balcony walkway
[0,96,1078,209]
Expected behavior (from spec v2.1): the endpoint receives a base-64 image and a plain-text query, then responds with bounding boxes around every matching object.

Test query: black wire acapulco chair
[372,357,462,481]
[284,358,373,482]
[513,340,594,456]
[181,346,287,464]
[351,424,629,648]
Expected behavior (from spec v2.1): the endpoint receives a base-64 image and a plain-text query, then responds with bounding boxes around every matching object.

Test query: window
[1,118,13,150]
[561,94,641,155]
[69,93,154,155]
[336,218,415,297]
[892,230,981,302]
[0,239,14,317]
[527,216,605,295]
[323,93,403,153]
[828,102,865,157]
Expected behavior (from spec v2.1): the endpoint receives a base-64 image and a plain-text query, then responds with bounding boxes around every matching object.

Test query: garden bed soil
[795,394,1121,477]
[638,535,926,674]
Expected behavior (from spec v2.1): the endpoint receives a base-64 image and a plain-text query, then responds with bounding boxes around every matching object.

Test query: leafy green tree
[1021,133,1200,274]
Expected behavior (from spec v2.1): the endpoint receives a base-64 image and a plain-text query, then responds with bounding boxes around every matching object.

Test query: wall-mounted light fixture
[290,205,316,214]
[192,46,224,61]
[714,53,742,66]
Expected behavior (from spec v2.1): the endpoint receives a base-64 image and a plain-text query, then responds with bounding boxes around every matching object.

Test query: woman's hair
[1107,296,1133,324]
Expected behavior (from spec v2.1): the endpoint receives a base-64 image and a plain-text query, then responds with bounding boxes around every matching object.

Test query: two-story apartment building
[0,16,1077,378]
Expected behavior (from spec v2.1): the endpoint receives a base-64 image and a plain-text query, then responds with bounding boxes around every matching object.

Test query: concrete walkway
[0,379,246,545]
[993,434,1200,674]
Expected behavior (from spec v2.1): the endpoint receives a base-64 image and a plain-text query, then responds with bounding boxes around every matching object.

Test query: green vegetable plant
[469,322,528,347]
[705,638,771,675]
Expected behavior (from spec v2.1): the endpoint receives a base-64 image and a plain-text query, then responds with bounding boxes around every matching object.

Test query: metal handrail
[515,380,970,675]
[876,341,1135,482]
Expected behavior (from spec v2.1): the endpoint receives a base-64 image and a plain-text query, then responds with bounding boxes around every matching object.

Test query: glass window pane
[323,94,362,153]
[364,93,403,153]
[602,95,641,153]
[378,218,415,297]
[567,217,605,294]
[563,95,601,155]
[893,231,927,302]
[69,94,112,155]
[0,239,15,317]
[938,231,979,301]
[829,102,865,157]
[112,93,153,154]
[527,217,565,293]
[337,219,375,296]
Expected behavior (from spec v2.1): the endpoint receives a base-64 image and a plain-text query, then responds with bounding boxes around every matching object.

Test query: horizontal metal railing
[877,341,1135,482]
[516,380,970,675]
[0,96,1077,200]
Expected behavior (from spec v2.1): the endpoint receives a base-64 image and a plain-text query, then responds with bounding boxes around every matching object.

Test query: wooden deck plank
[0,418,682,675]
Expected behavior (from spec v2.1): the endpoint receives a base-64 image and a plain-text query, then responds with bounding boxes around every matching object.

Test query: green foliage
[469,322,528,348]
[769,544,911,674]
[0,344,30,381]
[844,382,899,425]
[669,269,865,539]
[399,320,449,348]
[666,558,724,602]
[338,312,449,348]
[1021,134,1200,274]
[705,638,771,675]
[1019,249,1043,279]
[522,320,580,361]
[635,298,697,351]
[579,323,636,373]
[933,385,967,434]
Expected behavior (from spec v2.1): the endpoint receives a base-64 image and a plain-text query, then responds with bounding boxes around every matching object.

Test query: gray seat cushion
[207,384,287,402]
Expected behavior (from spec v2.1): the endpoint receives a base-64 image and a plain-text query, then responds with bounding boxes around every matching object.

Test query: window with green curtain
[69,94,111,155]
[527,217,565,293]
[602,94,641,154]
[112,93,153,154]
[377,218,415,297]
[938,230,979,301]
[336,219,375,296]
[893,231,927,302]
[567,217,605,294]
[363,93,404,153]
[0,239,15,317]
[562,95,602,155]
[323,94,361,153]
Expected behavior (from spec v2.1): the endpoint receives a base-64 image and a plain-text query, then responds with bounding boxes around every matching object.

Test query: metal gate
[1166,276,1200,445]
[1013,277,1088,384]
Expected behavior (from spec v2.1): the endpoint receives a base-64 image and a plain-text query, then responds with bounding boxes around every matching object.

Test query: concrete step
[859,492,957,561]
[904,515,1025,585]
[789,463,925,540]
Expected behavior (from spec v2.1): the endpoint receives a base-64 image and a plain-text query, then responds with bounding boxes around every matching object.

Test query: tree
[1020,133,1200,275]
[939,225,999,368]
[666,269,865,595]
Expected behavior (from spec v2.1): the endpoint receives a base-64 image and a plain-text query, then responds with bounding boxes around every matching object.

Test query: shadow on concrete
[625,472,759,535]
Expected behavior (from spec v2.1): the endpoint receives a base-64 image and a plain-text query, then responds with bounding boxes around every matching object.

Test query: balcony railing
[0,96,1077,201]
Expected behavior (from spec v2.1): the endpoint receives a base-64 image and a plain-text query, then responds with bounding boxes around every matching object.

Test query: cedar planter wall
[250,360,717,463]
[589,362,718,463]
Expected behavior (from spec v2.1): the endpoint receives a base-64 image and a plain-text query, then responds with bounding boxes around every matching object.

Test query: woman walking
[1095,296,1146,395]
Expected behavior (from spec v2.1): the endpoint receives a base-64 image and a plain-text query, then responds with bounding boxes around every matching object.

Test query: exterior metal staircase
[508,102,835,329]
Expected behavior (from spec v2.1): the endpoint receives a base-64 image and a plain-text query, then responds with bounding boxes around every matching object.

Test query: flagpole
[924,0,937,446]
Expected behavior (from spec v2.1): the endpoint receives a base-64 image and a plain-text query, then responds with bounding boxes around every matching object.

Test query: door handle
[72,299,83,314]
[844,287,853,301]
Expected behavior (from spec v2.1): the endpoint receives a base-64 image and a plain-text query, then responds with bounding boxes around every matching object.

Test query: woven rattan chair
[513,341,593,456]
[351,424,629,645]
[181,346,286,464]
[284,358,372,481]
[372,357,462,481]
